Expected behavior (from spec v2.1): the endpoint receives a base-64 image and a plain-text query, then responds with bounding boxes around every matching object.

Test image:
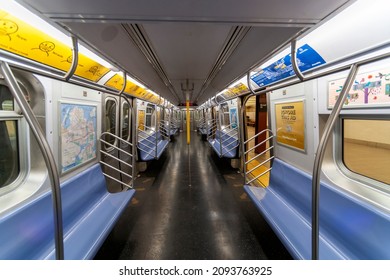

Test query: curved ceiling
[16,0,353,105]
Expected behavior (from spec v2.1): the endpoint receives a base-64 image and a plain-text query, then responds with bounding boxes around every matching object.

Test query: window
[343,118,390,185]
[105,99,117,146]
[0,120,19,188]
[221,104,230,126]
[0,84,19,188]
[0,84,14,111]
[121,102,130,140]
[145,104,154,130]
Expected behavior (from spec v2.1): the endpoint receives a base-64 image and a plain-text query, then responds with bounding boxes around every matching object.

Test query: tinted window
[105,99,117,146]
[0,120,19,187]
[343,119,390,185]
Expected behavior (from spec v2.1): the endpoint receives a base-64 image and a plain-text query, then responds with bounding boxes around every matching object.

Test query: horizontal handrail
[100,149,133,169]
[100,139,134,156]
[243,129,274,185]
[99,132,134,189]
[244,129,273,144]
[246,146,274,165]
[100,160,133,180]
[221,143,240,157]
[245,135,273,155]
[246,156,274,174]
[221,135,238,145]
[139,124,155,131]
[100,170,132,189]
[137,134,156,145]
[247,167,273,185]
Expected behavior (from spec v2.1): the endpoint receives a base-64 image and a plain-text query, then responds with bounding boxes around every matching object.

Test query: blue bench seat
[137,131,169,161]
[208,130,239,158]
[169,127,178,136]
[244,158,390,259]
[0,164,135,259]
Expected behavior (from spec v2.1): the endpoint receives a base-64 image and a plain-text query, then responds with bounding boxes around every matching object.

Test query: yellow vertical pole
[186,100,190,145]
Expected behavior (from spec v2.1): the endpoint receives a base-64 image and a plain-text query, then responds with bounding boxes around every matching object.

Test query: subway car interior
[0,0,390,260]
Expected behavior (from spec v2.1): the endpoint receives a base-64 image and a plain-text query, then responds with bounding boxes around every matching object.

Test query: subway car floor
[94,131,292,260]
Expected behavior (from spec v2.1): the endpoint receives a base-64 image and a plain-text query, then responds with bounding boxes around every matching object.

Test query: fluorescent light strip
[127,75,147,89]
[78,44,114,69]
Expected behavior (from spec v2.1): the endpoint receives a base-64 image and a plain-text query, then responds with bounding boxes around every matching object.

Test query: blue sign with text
[250,44,326,87]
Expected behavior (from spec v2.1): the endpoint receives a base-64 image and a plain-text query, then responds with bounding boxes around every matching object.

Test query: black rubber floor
[94,131,292,260]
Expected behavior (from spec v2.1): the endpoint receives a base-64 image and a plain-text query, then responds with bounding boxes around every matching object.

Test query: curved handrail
[311,64,358,260]
[1,61,64,260]
[291,39,305,82]
[64,36,79,82]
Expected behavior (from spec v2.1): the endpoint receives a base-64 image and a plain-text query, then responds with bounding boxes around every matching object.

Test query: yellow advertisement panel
[105,74,149,98]
[137,110,145,130]
[74,53,110,82]
[223,82,249,99]
[275,100,305,151]
[0,10,109,82]
[0,10,71,72]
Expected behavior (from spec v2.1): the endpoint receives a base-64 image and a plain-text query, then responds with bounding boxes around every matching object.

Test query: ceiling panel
[200,26,303,104]
[142,23,231,79]
[19,0,351,24]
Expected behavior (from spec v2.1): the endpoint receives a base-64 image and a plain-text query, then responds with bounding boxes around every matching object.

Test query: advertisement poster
[328,68,390,108]
[229,107,238,128]
[275,100,305,151]
[250,44,326,87]
[137,110,145,130]
[0,10,109,82]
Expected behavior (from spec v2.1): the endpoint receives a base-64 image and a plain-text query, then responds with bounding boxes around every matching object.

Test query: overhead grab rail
[243,129,274,186]
[0,61,64,260]
[291,39,305,82]
[99,132,134,189]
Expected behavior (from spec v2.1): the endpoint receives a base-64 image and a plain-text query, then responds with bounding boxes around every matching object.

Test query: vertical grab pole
[0,61,64,260]
[117,71,126,187]
[186,100,190,144]
[240,94,251,184]
[155,103,158,158]
[311,64,358,260]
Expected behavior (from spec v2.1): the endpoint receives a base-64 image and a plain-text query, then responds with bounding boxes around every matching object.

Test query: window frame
[120,100,131,142]
[336,115,390,194]
[0,113,27,194]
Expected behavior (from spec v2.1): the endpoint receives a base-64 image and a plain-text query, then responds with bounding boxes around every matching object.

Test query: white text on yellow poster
[275,100,305,151]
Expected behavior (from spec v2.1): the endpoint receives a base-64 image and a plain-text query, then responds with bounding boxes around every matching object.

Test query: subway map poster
[60,103,97,173]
